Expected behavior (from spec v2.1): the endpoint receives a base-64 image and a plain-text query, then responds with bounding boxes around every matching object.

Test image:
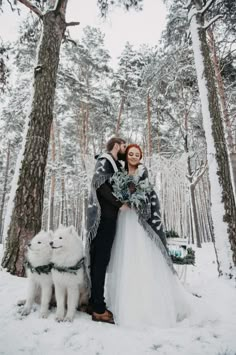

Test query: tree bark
[1,4,67,276]
[115,96,125,135]
[85,76,90,155]
[184,109,202,247]
[207,29,236,198]
[56,124,65,226]
[49,122,56,231]
[190,184,201,247]
[147,89,152,157]
[187,156,202,248]
[156,110,161,154]
[198,177,214,242]
[0,142,11,243]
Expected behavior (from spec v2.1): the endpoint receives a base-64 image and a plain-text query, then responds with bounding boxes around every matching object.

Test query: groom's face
[117,142,126,160]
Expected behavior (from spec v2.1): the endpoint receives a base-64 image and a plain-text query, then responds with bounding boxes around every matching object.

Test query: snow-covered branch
[199,0,216,15]
[184,0,192,10]
[203,15,223,30]
[17,0,43,18]
[191,161,208,189]
[188,7,198,26]
[188,0,219,27]
[66,21,80,27]
[63,37,77,46]
[6,0,15,12]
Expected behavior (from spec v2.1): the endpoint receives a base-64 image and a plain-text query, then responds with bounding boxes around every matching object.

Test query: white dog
[21,230,53,318]
[51,225,89,322]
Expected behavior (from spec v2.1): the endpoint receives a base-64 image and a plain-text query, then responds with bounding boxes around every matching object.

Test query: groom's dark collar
[94,152,117,161]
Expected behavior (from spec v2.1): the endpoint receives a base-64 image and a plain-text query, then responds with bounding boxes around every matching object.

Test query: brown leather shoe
[85,304,113,317]
[92,310,115,324]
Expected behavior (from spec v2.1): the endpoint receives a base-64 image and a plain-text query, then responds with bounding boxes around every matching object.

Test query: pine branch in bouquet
[110,170,152,210]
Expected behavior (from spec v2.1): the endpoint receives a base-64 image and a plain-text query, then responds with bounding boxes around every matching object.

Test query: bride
[106,144,191,328]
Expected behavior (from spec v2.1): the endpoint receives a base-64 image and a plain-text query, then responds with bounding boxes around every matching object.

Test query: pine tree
[1,0,80,276]
[185,0,236,275]
[41,25,114,233]
[0,40,10,94]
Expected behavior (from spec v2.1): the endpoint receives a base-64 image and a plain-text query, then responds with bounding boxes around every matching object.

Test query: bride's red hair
[125,144,143,160]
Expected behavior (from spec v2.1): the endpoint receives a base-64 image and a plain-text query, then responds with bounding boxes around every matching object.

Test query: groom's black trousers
[90,216,117,314]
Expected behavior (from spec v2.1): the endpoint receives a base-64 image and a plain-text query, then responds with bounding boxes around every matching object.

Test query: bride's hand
[119,204,130,211]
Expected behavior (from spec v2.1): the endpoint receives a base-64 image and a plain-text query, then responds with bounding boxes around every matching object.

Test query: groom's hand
[119,204,130,211]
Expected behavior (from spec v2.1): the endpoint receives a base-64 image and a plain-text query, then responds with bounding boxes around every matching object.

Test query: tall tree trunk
[147,89,152,157]
[56,124,65,226]
[184,109,202,247]
[207,29,236,199]
[81,102,87,156]
[189,205,194,244]
[64,193,69,226]
[198,178,213,242]
[188,158,202,248]
[115,96,125,135]
[81,156,89,237]
[156,110,161,154]
[188,0,236,276]
[0,142,10,243]
[49,122,56,231]
[85,77,90,155]
[76,195,81,235]
[1,3,68,276]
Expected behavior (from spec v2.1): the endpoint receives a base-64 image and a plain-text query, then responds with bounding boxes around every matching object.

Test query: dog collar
[25,261,53,275]
[52,257,84,275]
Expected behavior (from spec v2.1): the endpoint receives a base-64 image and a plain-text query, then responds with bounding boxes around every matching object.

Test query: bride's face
[127,147,141,167]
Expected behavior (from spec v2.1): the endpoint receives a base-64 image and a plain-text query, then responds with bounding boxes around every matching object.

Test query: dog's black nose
[49,241,53,246]
[28,242,31,247]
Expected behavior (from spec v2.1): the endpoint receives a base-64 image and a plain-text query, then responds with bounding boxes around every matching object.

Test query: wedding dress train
[106,209,191,328]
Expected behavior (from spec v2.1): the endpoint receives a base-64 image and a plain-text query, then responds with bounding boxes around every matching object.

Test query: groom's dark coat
[87,153,123,314]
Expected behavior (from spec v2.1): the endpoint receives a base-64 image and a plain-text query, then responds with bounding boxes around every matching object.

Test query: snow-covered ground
[0,243,236,355]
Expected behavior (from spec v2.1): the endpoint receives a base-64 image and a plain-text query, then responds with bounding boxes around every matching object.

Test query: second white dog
[51,226,89,322]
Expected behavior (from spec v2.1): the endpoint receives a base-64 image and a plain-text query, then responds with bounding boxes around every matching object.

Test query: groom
[86,137,127,324]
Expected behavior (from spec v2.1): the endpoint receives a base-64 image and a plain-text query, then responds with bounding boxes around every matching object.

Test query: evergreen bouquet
[110,169,152,211]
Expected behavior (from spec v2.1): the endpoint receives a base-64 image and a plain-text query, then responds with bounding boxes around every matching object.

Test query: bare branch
[63,33,77,46]
[192,161,208,189]
[66,38,77,45]
[199,0,216,15]
[184,0,192,10]
[6,0,15,11]
[66,21,80,27]
[17,0,43,18]
[203,15,223,30]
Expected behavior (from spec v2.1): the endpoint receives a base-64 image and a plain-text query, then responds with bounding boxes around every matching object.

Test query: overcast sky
[0,0,167,65]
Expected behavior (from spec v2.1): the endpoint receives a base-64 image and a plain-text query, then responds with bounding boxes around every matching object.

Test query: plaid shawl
[129,164,176,274]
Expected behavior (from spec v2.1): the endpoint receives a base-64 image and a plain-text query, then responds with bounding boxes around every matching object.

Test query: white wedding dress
[106,209,192,328]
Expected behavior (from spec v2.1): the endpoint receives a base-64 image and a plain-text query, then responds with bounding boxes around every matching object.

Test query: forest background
[0,0,236,279]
